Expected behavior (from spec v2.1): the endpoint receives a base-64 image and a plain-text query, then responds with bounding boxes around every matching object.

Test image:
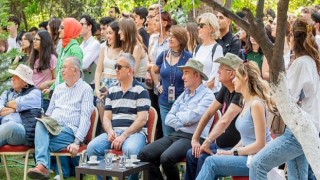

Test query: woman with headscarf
[50,17,83,91]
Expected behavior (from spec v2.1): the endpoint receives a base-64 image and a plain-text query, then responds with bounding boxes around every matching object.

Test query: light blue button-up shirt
[165,83,215,138]
[0,88,42,124]
[46,79,94,142]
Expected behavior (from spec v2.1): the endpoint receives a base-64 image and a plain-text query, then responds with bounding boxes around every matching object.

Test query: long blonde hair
[236,61,274,111]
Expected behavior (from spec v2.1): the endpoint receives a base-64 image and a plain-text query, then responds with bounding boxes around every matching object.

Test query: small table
[76,160,150,180]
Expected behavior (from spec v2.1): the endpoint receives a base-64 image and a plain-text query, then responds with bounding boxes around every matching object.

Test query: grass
[0,155,97,180]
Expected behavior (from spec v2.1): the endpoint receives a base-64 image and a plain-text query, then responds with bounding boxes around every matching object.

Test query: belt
[135,77,146,83]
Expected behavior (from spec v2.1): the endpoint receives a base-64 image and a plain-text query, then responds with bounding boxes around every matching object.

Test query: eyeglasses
[114,63,129,70]
[198,23,206,28]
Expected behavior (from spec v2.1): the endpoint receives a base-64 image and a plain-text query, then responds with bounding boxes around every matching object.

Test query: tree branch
[201,0,250,34]
[224,0,232,9]
[269,0,289,82]
[256,0,265,26]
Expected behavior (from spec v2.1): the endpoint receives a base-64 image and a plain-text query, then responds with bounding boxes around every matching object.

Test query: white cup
[90,155,97,162]
[127,159,132,166]
[130,155,137,161]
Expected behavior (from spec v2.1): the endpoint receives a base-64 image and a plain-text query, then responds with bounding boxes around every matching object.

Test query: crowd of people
[0,3,319,180]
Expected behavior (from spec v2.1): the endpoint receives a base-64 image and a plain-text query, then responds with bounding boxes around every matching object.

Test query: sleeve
[215,86,226,104]
[0,90,9,111]
[75,86,94,142]
[231,92,242,107]
[156,51,166,68]
[15,89,42,112]
[229,37,241,55]
[136,88,151,112]
[50,55,57,70]
[164,92,185,129]
[70,46,84,64]
[82,42,100,69]
[104,89,113,111]
[287,59,313,102]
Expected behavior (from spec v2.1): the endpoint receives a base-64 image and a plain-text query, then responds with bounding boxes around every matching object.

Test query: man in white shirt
[79,15,100,86]
[7,16,21,52]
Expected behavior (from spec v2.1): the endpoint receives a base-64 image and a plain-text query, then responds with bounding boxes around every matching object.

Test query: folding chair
[50,107,98,180]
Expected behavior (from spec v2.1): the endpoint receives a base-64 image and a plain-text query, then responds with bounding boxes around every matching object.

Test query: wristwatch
[233,148,239,156]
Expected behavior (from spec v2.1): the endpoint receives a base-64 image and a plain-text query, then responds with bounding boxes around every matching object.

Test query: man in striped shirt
[87,53,150,180]
[27,57,94,180]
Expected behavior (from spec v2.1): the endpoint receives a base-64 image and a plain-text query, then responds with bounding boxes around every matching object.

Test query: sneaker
[27,164,50,180]
[54,175,61,180]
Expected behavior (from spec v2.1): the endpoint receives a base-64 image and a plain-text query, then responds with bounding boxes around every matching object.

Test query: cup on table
[130,155,137,161]
[105,153,113,169]
[79,152,88,166]
[119,155,126,169]
[89,155,97,162]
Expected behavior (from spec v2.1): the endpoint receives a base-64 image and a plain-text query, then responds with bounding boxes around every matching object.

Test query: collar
[82,36,94,45]
[64,78,83,88]
[185,83,205,95]
[221,30,233,41]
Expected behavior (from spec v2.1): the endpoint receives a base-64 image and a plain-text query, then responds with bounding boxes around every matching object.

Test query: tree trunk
[200,0,320,178]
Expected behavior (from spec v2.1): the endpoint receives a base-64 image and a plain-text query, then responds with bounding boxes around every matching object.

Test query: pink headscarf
[61,18,82,48]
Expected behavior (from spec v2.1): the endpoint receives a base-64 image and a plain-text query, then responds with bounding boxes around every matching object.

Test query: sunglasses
[114,63,129,70]
[198,23,206,28]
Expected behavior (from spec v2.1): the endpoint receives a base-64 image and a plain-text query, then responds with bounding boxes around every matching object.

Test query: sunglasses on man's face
[198,23,206,28]
[114,63,130,70]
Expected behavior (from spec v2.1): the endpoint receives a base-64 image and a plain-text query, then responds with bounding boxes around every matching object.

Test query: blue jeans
[159,104,174,137]
[250,127,308,180]
[0,121,26,146]
[87,129,146,180]
[34,121,75,169]
[196,154,249,180]
[185,143,218,180]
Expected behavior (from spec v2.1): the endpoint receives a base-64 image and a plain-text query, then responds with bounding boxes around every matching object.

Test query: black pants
[138,131,193,180]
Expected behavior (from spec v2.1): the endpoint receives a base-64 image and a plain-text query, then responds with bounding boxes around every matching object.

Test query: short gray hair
[119,52,135,72]
[65,56,83,77]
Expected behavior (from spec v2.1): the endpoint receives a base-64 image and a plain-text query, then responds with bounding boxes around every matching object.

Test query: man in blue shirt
[27,57,94,180]
[138,59,215,180]
[0,64,42,147]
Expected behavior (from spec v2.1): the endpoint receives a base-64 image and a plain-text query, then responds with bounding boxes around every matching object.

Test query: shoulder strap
[211,43,219,61]
[194,45,201,56]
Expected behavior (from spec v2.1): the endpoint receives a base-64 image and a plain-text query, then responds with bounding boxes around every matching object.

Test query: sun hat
[35,116,62,136]
[8,64,34,85]
[214,53,243,70]
[178,58,208,80]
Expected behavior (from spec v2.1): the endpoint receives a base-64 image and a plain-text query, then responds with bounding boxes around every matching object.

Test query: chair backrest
[147,107,158,144]
[210,110,222,132]
[84,107,99,144]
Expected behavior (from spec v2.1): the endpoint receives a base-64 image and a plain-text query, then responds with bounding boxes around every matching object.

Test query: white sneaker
[54,175,61,180]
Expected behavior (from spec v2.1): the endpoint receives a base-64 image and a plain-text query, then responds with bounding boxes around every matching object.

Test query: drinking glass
[119,155,126,169]
[105,153,113,169]
[79,152,88,167]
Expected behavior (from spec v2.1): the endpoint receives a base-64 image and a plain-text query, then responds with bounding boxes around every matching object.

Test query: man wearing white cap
[0,64,42,146]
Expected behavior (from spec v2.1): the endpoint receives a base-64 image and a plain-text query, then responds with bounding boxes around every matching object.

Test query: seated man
[0,64,42,147]
[87,53,150,180]
[185,53,243,180]
[27,57,94,179]
[138,59,215,180]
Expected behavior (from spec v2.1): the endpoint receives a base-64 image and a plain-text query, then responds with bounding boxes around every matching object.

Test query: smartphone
[99,86,107,93]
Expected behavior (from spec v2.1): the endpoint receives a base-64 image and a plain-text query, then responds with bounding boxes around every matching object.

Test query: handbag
[268,108,286,137]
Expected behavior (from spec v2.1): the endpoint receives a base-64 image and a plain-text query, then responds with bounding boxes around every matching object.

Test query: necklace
[171,50,181,57]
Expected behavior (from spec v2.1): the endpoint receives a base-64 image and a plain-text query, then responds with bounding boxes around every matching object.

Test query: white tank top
[103,46,118,76]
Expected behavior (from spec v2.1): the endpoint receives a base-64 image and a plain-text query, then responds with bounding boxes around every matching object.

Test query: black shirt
[139,27,149,48]
[217,30,241,55]
[215,86,241,148]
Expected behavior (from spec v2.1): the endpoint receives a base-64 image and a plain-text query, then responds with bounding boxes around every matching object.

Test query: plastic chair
[50,107,98,180]
[0,145,35,180]
[110,106,158,156]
